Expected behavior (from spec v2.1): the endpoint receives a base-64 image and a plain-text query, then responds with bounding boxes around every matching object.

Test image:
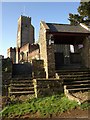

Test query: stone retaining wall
[2,58,12,96]
[32,59,46,78]
[33,78,63,97]
[2,72,12,96]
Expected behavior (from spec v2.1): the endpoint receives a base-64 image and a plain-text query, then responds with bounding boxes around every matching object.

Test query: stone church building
[7,15,40,63]
[7,15,90,78]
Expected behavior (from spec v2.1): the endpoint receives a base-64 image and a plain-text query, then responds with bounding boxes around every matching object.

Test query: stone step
[12,75,32,79]
[10,83,34,87]
[11,80,33,84]
[12,78,32,80]
[60,69,90,93]
[67,87,90,91]
[63,81,90,85]
[60,74,90,78]
[66,83,90,87]
[64,77,90,80]
[64,80,90,85]
[63,78,90,81]
[11,87,34,92]
[64,79,90,83]
[61,76,90,80]
[58,72,90,76]
[66,84,90,89]
[64,78,90,84]
[10,91,35,96]
[10,76,35,96]
[56,68,90,72]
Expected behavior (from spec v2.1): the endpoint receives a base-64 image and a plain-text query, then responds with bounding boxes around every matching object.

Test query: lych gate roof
[46,23,90,34]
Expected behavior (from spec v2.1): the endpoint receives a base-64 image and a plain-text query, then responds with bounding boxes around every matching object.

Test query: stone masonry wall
[7,47,16,63]
[32,59,46,78]
[39,21,57,78]
[28,49,40,61]
[39,21,49,78]
[46,35,55,78]
[20,16,34,47]
[2,58,12,96]
[33,78,63,98]
[20,43,29,62]
[30,25,35,44]
[16,48,20,63]
[20,44,39,62]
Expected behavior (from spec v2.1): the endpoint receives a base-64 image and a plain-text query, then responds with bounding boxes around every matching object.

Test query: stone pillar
[39,26,48,78]
[63,45,70,65]
[82,36,90,68]
[39,22,55,78]
[47,34,55,78]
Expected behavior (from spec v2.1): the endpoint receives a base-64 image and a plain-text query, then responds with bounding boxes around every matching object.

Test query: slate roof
[46,23,90,33]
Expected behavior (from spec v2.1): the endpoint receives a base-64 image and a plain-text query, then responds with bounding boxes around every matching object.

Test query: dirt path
[18,108,89,119]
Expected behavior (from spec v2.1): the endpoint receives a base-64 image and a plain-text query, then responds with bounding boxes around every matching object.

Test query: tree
[68,1,90,25]
[78,1,90,20]
[68,13,83,25]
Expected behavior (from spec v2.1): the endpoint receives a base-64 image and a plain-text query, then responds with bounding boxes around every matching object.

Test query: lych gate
[39,22,90,78]
[52,32,88,70]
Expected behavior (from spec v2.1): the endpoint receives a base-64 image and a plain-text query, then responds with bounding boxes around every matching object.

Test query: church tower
[17,15,35,48]
[16,15,35,63]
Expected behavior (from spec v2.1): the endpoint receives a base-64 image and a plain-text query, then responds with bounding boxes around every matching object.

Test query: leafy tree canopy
[68,1,90,25]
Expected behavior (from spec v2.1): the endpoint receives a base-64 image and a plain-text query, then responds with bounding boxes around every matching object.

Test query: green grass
[0,94,89,118]
[80,101,90,110]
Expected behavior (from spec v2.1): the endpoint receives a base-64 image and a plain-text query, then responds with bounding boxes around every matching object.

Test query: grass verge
[0,94,90,118]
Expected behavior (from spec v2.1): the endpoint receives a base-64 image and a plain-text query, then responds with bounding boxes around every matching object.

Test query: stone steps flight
[9,77,35,96]
[56,68,90,93]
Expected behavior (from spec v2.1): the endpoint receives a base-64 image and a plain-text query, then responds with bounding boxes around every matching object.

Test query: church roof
[46,23,90,34]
